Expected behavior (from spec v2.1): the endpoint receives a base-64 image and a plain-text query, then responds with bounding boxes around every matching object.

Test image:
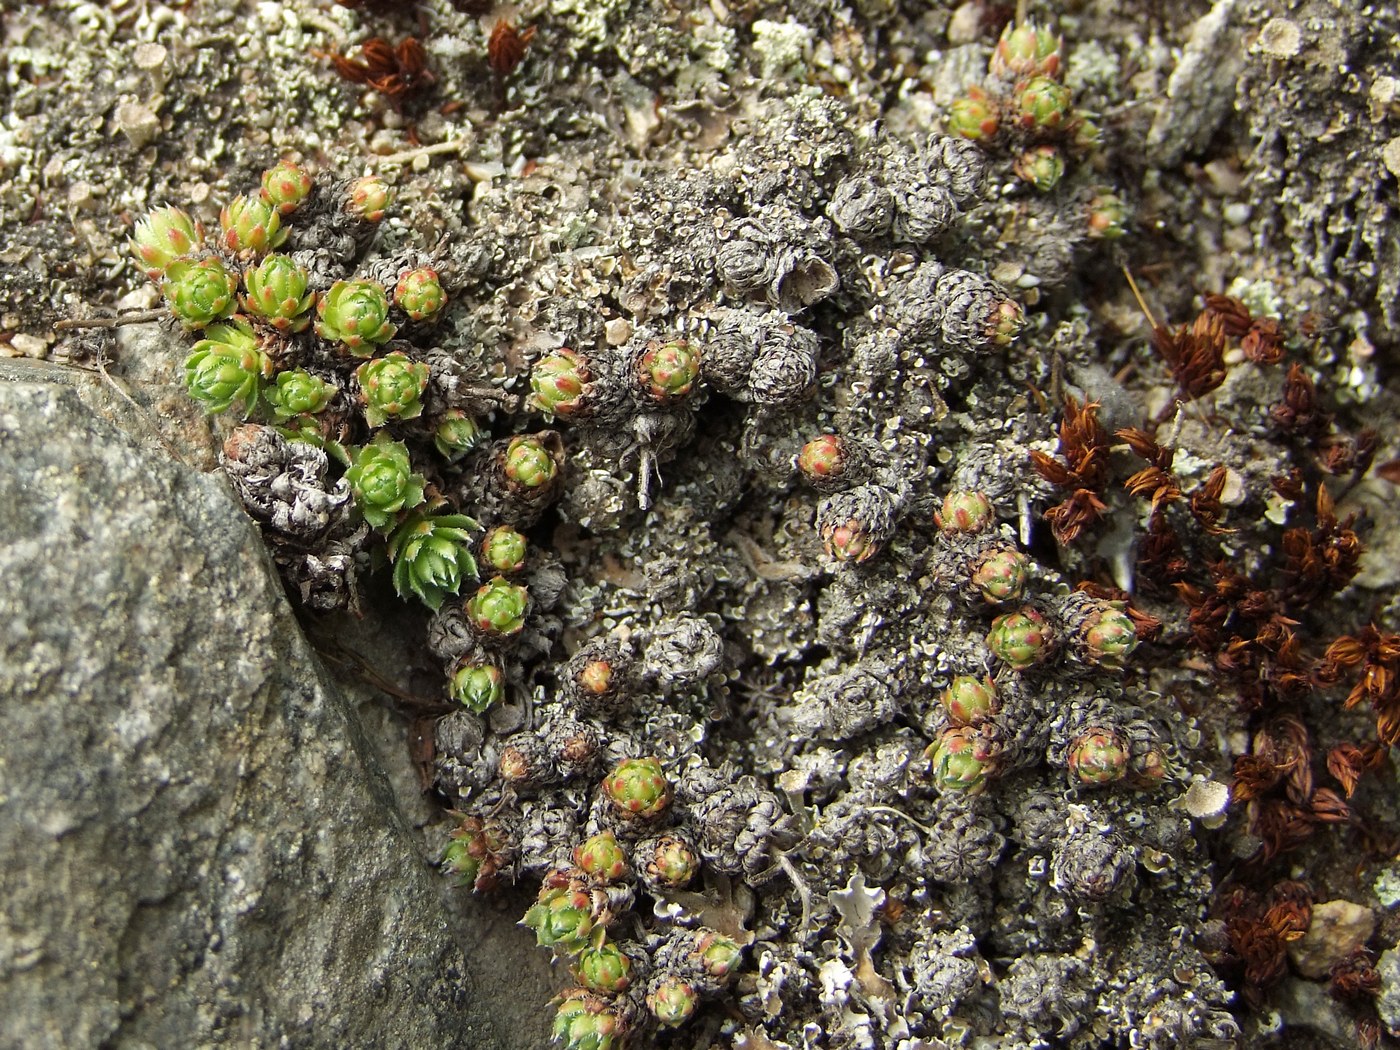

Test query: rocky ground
[1,1,1399,1048]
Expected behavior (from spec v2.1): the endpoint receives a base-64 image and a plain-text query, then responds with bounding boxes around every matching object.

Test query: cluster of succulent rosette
[792,443,1158,800]
[129,162,572,623]
[947,20,1128,240]
[445,751,754,1045]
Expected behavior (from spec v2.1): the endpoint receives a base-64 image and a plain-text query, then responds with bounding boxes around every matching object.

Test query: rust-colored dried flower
[324,36,434,110]
[1271,468,1305,501]
[1271,363,1332,440]
[1188,465,1233,534]
[1278,485,1362,609]
[1326,741,1388,797]
[1318,625,1400,745]
[1330,950,1382,1001]
[488,19,536,77]
[1155,310,1229,402]
[1202,293,1253,338]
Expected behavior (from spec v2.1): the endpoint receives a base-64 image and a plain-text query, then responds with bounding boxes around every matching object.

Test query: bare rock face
[0,377,546,1049]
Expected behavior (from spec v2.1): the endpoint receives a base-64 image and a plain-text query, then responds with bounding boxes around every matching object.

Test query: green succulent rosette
[948,87,999,141]
[385,509,479,610]
[162,257,238,329]
[529,348,587,417]
[1016,75,1072,132]
[465,576,530,637]
[573,937,632,995]
[183,319,272,415]
[315,279,397,355]
[393,266,447,321]
[695,930,744,979]
[263,369,336,423]
[523,886,596,953]
[130,205,202,280]
[242,254,315,332]
[647,975,698,1028]
[449,662,504,714]
[551,991,624,1050]
[345,436,426,530]
[501,434,558,489]
[636,339,700,402]
[433,410,486,461]
[219,193,287,256]
[480,526,528,574]
[925,726,1000,796]
[259,159,313,215]
[573,832,627,882]
[1088,191,1129,240]
[1083,606,1139,669]
[354,351,430,428]
[986,608,1054,670]
[1068,727,1130,785]
[602,757,671,819]
[347,175,392,223]
[990,22,1062,79]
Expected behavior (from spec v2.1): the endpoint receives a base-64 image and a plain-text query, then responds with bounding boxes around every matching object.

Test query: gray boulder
[0,373,549,1048]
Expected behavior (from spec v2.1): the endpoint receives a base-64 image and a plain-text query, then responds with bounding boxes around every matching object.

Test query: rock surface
[0,374,549,1048]
[1287,898,1376,980]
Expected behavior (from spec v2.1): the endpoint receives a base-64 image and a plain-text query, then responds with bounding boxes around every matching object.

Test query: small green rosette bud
[1068,727,1130,786]
[346,175,392,223]
[1087,191,1130,240]
[501,434,559,491]
[644,835,699,888]
[990,22,1063,80]
[433,410,486,461]
[242,254,315,332]
[936,490,995,534]
[442,814,509,892]
[523,887,596,953]
[948,86,999,141]
[647,976,698,1028]
[636,339,701,402]
[1016,75,1073,132]
[449,661,505,713]
[602,757,671,820]
[219,193,287,256]
[466,576,530,637]
[573,936,633,994]
[480,526,528,574]
[1081,604,1139,669]
[695,930,744,980]
[797,433,847,483]
[970,548,1030,604]
[130,205,202,280]
[315,279,397,355]
[386,510,480,610]
[574,832,628,882]
[393,266,447,322]
[259,159,313,215]
[345,436,425,529]
[355,351,430,428]
[530,348,588,417]
[925,725,1001,796]
[940,675,998,726]
[183,319,272,415]
[1013,144,1066,193]
[821,517,880,563]
[987,607,1055,670]
[986,299,1025,348]
[551,990,624,1050]
[162,257,238,329]
[264,369,336,423]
